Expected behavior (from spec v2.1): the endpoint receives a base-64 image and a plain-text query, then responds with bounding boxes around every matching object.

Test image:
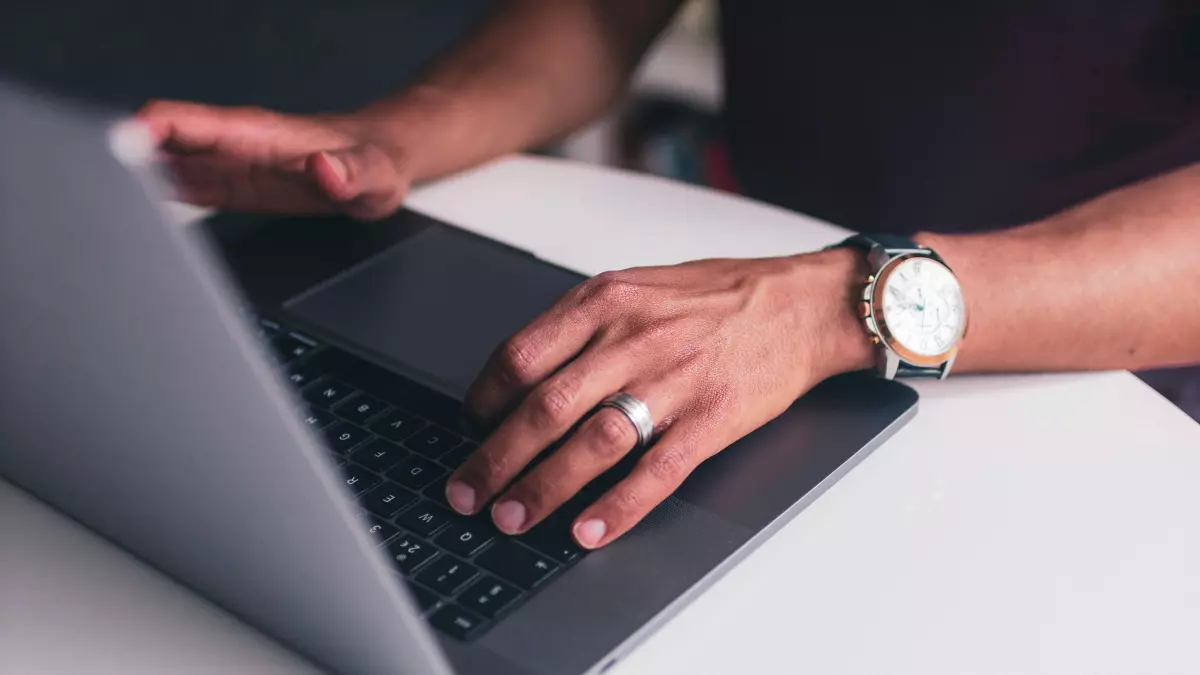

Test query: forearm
[351,0,684,182]
[917,163,1200,373]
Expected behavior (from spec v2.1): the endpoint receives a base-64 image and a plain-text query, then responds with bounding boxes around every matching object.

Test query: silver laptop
[0,83,917,675]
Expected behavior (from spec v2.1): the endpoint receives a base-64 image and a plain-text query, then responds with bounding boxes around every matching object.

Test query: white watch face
[880,257,966,357]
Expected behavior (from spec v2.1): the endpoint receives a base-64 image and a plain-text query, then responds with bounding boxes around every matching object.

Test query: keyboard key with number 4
[388,535,437,574]
[430,605,485,641]
[415,556,479,595]
[362,482,419,518]
[396,501,453,538]
[460,576,519,619]
[476,540,559,590]
[371,409,425,443]
[334,394,389,425]
[404,426,461,458]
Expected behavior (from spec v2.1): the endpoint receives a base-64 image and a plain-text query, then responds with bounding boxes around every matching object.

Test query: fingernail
[492,501,527,534]
[446,480,476,515]
[320,151,348,184]
[573,519,607,549]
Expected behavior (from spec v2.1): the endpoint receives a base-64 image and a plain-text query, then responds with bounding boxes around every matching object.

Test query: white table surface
[4,156,1200,675]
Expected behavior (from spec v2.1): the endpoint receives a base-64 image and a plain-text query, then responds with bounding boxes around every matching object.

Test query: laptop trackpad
[284,226,583,397]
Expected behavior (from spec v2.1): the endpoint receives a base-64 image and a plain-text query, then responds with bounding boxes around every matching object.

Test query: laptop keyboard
[253,316,588,641]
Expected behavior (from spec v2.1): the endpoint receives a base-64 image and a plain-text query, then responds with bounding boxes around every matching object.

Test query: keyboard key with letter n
[476,540,559,590]
[303,380,355,408]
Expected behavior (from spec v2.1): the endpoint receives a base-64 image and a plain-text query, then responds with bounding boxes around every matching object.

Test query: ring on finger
[597,392,655,450]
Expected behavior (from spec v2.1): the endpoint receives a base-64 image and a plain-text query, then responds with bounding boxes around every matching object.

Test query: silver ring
[598,392,655,450]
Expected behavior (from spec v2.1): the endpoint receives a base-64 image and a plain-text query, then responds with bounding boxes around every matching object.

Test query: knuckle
[529,379,578,428]
[593,411,636,450]
[612,487,645,514]
[646,447,690,484]
[496,336,539,385]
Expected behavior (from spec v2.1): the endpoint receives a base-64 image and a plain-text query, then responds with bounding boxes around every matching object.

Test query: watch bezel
[867,253,966,368]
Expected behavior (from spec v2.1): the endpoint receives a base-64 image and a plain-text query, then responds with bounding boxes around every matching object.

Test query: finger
[446,346,638,517]
[308,145,408,220]
[572,415,721,549]
[464,278,614,424]
[138,100,346,159]
[165,155,335,213]
[489,381,684,535]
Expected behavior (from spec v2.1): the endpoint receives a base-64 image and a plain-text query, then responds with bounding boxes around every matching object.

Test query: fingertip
[309,151,356,202]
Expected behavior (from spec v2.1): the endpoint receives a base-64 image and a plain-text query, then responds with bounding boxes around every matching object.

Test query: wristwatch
[836,234,968,380]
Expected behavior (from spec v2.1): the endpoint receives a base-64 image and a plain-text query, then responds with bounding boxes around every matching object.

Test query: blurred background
[0,0,723,189]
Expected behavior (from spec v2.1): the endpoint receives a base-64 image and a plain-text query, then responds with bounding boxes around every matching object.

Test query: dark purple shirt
[720,1,1200,419]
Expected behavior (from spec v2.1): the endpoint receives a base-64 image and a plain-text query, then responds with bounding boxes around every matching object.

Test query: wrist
[789,247,876,384]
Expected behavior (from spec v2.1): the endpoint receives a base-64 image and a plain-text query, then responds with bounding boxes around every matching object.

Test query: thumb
[308,145,408,220]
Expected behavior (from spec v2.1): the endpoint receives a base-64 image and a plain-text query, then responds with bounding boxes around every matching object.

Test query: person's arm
[139,0,686,217]
[445,163,1200,550]
[916,163,1200,374]
[357,0,688,183]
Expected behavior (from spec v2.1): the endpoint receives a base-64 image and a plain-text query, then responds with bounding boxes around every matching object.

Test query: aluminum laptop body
[0,84,917,675]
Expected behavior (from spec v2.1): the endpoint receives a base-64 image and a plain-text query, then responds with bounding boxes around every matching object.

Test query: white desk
[5,156,1200,675]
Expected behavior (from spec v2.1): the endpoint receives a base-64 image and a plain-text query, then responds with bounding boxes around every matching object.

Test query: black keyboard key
[333,394,390,425]
[396,501,453,538]
[340,462,381,496]
[322,422,372,455]
[460,576,520,619]
[435,520,497,558]
[350,438,408,473]
[407,584,441,613]
[415,556,479,595]
[476,540,558,590]
[284,365,320,389]
[438,441,477,470]
[370,409,426,443]
[303,380,355,408]
[430,605,485,641]
[273,335,316,362]
[364,516,399,545]
[299,407,336,431]
[404,426,462,458]
[422,474,451,508]
[362,482,419,518]
[258,317,282,336]
[518,517,584,564]
[388,454,446,491]
[387,534,437,574]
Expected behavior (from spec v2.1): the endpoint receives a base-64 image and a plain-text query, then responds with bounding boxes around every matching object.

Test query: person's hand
[446,249,874,549]
[138,101,417,220]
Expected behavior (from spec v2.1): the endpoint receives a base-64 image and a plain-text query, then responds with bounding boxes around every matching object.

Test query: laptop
[0,83,917,675]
